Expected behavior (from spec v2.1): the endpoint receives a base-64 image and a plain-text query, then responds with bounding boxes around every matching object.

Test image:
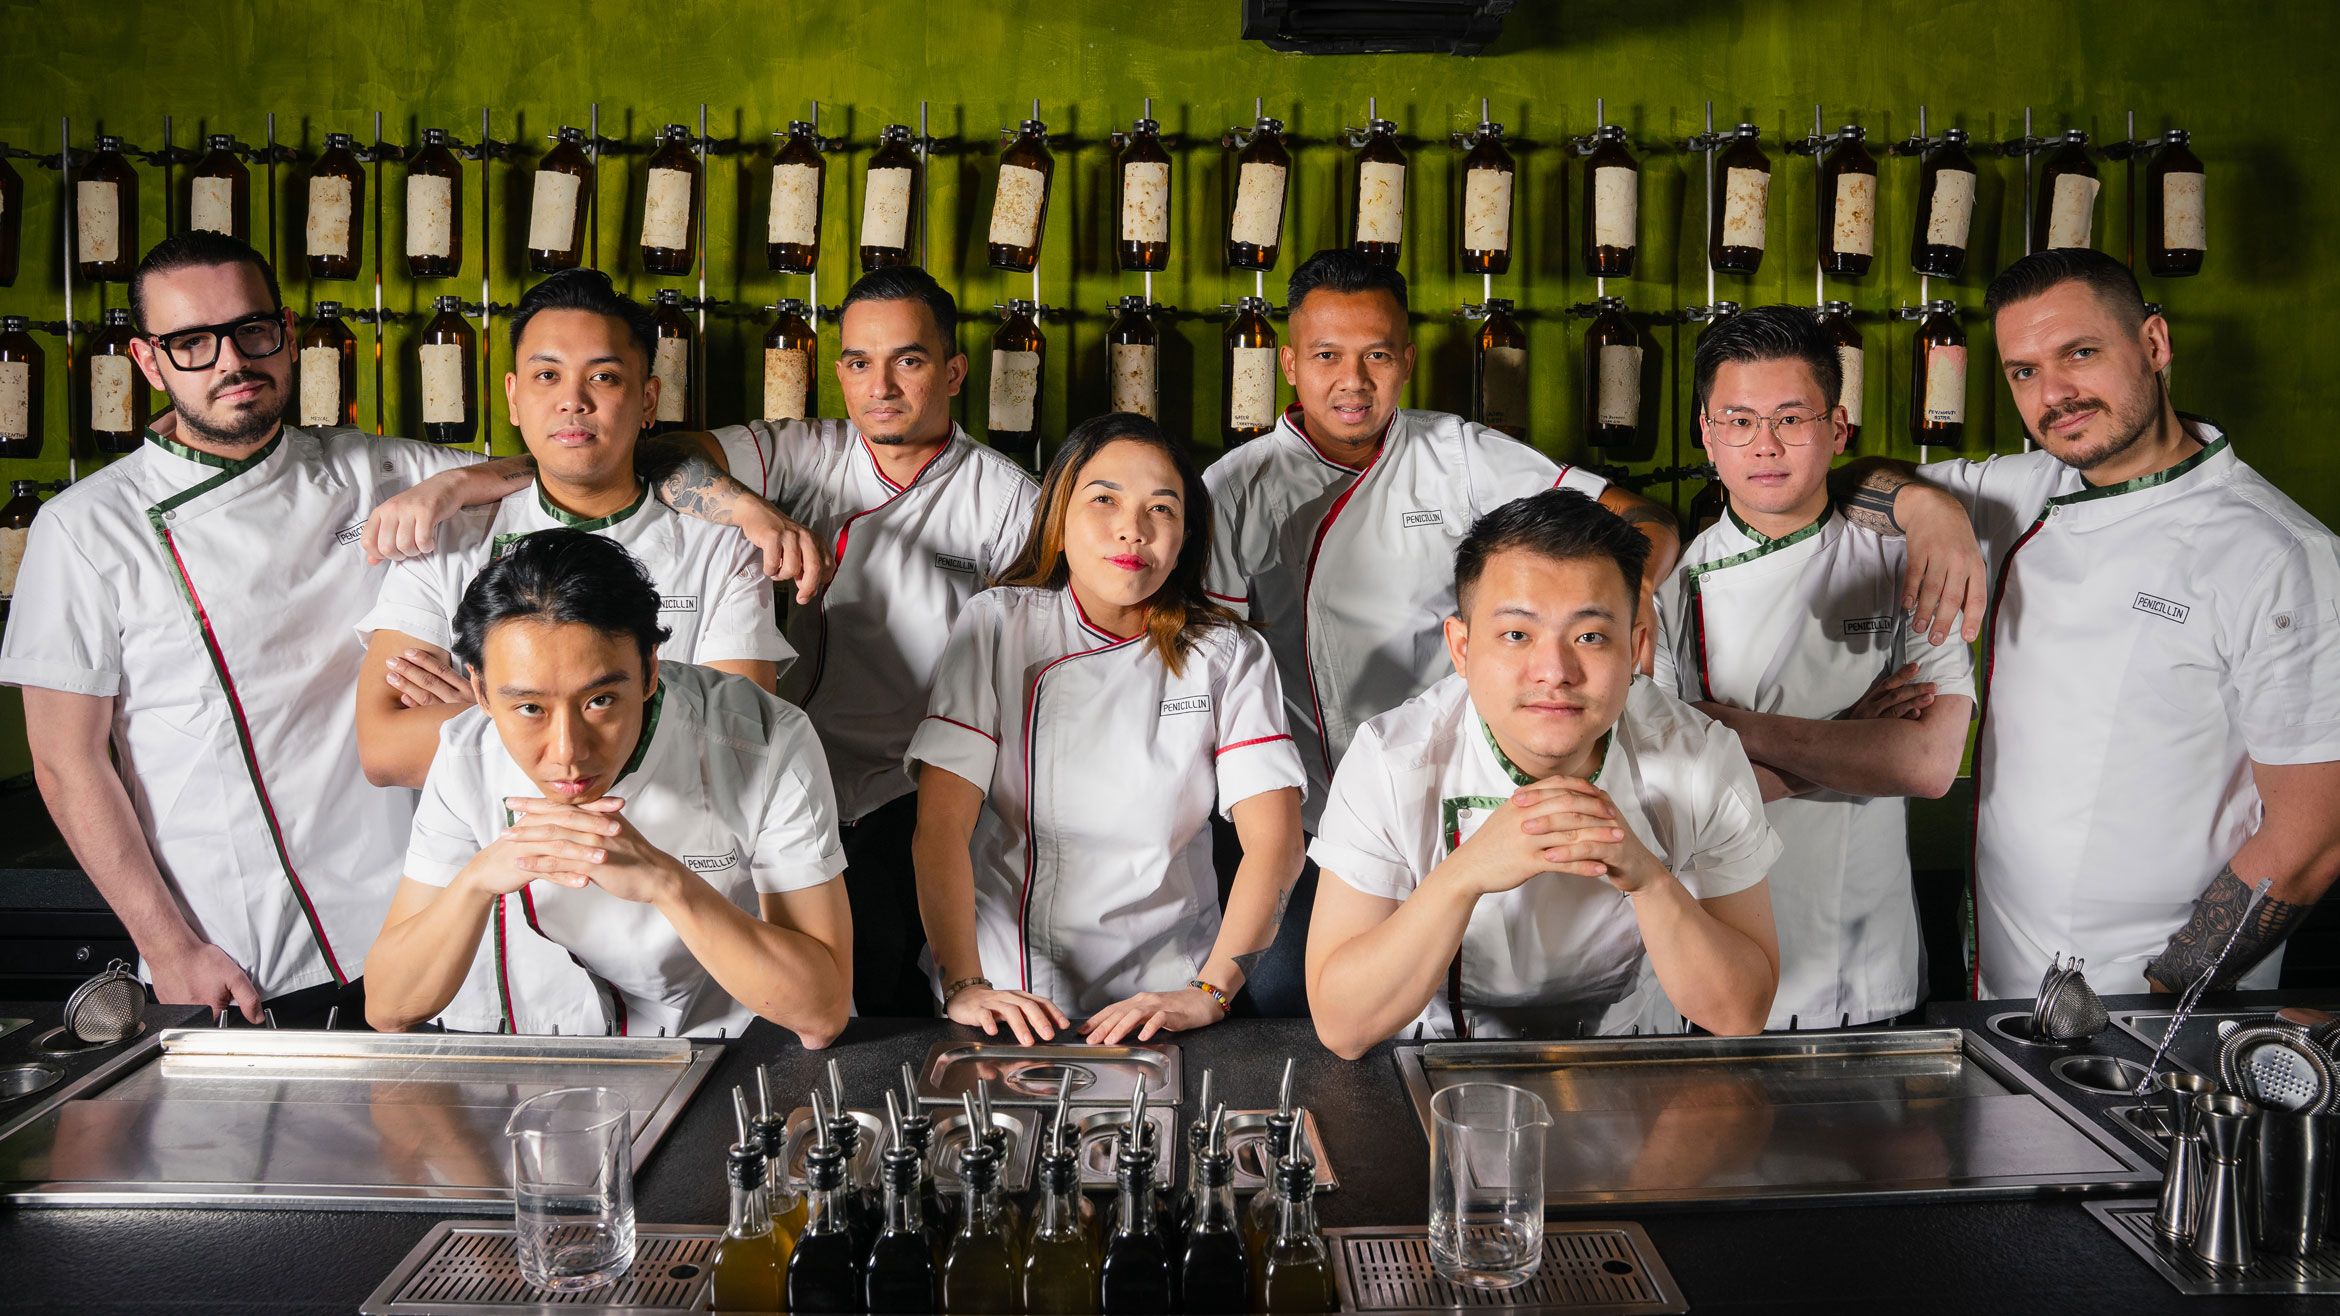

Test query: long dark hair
[996,413,1239,676]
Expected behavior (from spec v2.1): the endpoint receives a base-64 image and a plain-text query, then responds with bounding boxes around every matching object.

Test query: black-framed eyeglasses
[147,311,288,371]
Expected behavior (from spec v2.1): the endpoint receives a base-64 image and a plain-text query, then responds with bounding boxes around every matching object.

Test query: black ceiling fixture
[1240,0,1516,56]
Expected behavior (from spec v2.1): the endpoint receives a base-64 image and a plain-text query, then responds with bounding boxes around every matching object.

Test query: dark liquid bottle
[2148,129,2205,277]
[1240,1111,1296,1263]
[1099,1143,1174,1315]
[1224,296,1279,448]
[767,119,826,275]
[826,1108,882,1258]
[649,289,692,435]
[1474,298,1528,441]
[0,153,21,286]
[1117,116,1170,273]
[900,1107,949,1258]
[185,134,249,240]
[1582,125,1637,278]
[77,136,140,283]
[1226,116,1289,272]
[1817,126,1876,276]
[1021,1144,1099,1315]
[1910,127,1978,278]
[860,125,920,272]
[418,296,477,447]
[1709,124,1768,275]
[1177,1137,1247,1316]
[405,128,463,280]
[789,1135,864,1315]
[2033,130,2099,253]
[297,302,358,430]
[989,119,1054,273]
[1107,297,1159,420]
[529,127,595,274]
[305,132,363,281]
[640,124,700,276]
[1687,469,1727,537]
[1,481,40,612]
[83,308,148,456]
[1817,300,1863,448]
[763,300,817,422]
[1350,117,1406,268]
[1255,1159,1336,1314]
[1459,120,1515,276]
[1911,299,1966,450]
[986,300,1044,468]
[865,1142,940,1315]
[942,1144,1020,1315]
[1584,297,1640,452]
[0,317,46,459]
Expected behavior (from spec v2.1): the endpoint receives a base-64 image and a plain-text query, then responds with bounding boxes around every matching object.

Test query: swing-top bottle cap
[659,124,693,141]
[1838,125,1865,140]
[1366,117,1398,135]
[2057,128,2090,145]
[10,480,38,497]
[1235,295,1273,314]
[1708,300,1742,317]
[1922,298,1960,315]
[1477,120,1506,138]
[1017,119,1048,136]
[783,120,816,136]
[879,124,914,142]
[315,301,344,318]
[1593,124,1627,142]
[774,299,812,318]
[1129,117,1160,136]
[1481,297,1514,314]
[1937,127,1970,145]
[1000,298,1039,318]
[1113,294,1152,314]
[1731,123,1761,138]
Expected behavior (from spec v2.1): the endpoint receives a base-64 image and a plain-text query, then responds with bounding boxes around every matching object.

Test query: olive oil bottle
[1242,1062,1301,1263]
[711,1089,787,1315]
[942,1095,1020,1315]
[1254,1124,1336,1314]
[1020,1121,1100,1315]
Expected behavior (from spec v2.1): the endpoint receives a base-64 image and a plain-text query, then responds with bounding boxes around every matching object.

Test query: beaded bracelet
[1188,978,1232,1013]
[942,976,992,1005]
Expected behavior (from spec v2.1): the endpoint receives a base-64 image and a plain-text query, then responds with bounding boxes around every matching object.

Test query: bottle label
[2048,174,2099,250]
[299,346,343,428]
[863,167,914,250]
[1481,345,1527,428]
[763,347,811,420]
[1231,162,1287,247]
[653,338,690,423]
[528,170,582,252]
[1721,167,1768,249]
[988,349,1040,431]
[90,355,135,432]
[191,178,236,236]
[769,163,821,245]
[1597,344,1642,427]
[1832,173,1876,257]
[0,525,26,600]
[1356,161,1406,243]
[1463,168,1512,252]
[643,168,694,250]
[419,343,467,423]
[1110,342,1157,418]
[1923,345,1967,424]
[1122,161,1169,245]
[1593,166,1637,249]
[1837,345,1865,428]
[1927,170,1976,247]
[77,181,120,263]
[407,174,454,258]
[2163,171,2207,250]
[989,164,1048,249]
[307,176,353,259]
[0,360,28,439]
[1230,346,1277,428]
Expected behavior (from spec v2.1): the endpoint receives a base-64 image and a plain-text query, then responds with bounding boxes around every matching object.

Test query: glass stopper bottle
[1226,115,1290,272]
[649,289,692,435]
[186,134,249,240]
[1912,299,1967,450]
[860,124,920,272]
[1107,297,1159,420]
[1582,124,1637,278]
[2034,129,2099,252]
[417,296,477,447]
[305,132,363,281]
[1910,127,1978,278]
[1709,124,1769,274]
[1459,119,1515,276]
[989,118,1055,273]
[1349,114,1406,267]
[986,301,1044,468]
[297,302,357,430]
[1816,301,1863,448]
[1474,298,1528,441]
[0,317,46,459]
[764,301,818,422]
[2148,129,2205,277]
[82,308,148,456]
[1817,126,1876,276]
[78,136,140,283]
[1584,297,1641,452]
[529,126,595,274]
[768,119,827,275]
[640,124,701,276]
[1117,114,1170,273]
[1224,296,1279,448]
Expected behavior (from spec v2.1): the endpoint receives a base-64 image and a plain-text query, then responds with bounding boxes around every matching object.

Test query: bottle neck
[1113,1169,1157,1237]
[1274,1187,1318,1242]
[1192,1176,1239,1231]
[729,1179,773,1239]
[882,1169,923,1234]
[958,1176,1001,1236]
[803,1179,851,1235]
[1033,1162,1084,1237]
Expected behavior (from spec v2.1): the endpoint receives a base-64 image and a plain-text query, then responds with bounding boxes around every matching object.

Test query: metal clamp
[135,143,202,168]
[452,300,515,320]
[992,301,1055,322]
[346,308,416,326]
[0,141,41,161]
[775,125,846,153]
[354,139,409,165]
[1791,124,1864,157]
[457,135,514,162]
[22,319,93,336]
[1216,299,1284,318]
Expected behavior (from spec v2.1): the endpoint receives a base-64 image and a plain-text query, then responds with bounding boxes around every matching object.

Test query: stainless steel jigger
[2152,1072,2216,1244]
[2189,1092,2261,1271]
[2254,1109,2336,1258]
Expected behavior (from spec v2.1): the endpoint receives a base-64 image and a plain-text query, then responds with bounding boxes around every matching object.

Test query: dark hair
[1985,248,2151,331]
[839,264,961,353]
[996,413,1239,676]
[1455,489,1651,621]
[508,269,658,368]
[1692,304,1843,415]
[450,529,672,676]
[129,231,283,330]
[1286,248,1408,316]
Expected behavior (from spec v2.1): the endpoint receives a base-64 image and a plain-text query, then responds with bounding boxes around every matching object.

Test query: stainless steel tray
[2088,1198,2340,1296]
[0,1028,720,1211]
[1224,1107,1339,1192]
[2108,1007,2335,1083]
[779,1105,1037,1195]
[915,1039,1179,1107]
[1396,1028,2157,1209]
[1072,1105,1179,1190]
[1329,1223,1687,1314]
[360,1218,720,1314]
[778,1105,885,1189]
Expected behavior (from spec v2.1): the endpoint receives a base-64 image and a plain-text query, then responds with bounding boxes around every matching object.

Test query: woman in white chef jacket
[910,413,1309,1045]
[364,529,854,1044]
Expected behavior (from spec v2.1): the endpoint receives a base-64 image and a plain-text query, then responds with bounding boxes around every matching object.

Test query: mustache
[210,371,274,403]
[2037,399,2105,429]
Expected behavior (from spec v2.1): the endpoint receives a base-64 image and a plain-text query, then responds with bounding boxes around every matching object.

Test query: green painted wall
[1,0,2335,780]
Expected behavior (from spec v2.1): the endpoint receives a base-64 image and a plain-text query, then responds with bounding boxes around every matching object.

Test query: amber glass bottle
[418,297,477,447]
[403,128,462,280]
[764,300,818,422]
[861,125,920,271]
[989,119,1055,273]
[1582,125,1636,278]
[2148,129,2205,277]
[650,289,692,435]
[1910,128,1978,278]
[1584,297,1641,451]
[1818,126,1876,276]
[1224,297,1279,448]
[767,119,826,275]
[1117,116,1170,273]
[1459,120,1515,276]
[1911,299,1967,450]
[528,126,595,273]
[1350,117,1406,267]
[297,302,358,430]
[987,301,1044,467]
[2034,130,2099,252]
[186,134,249,240]
[78,136,140,283]
[1107,297,1159,420]
[1709,124,1768,274]
[1226,116,1290,272]
[1473,298,1528,440]
[640,125,701,275]
[83,308,148,455]
[1816,301,1863,448]
[306,132,363,281]
[0,317,45,459]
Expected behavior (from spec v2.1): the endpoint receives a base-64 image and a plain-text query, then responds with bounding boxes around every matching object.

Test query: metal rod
[2124,108,2137,270]
[694,102,708,431]
[588,103,601,270]
[162,115,175,235]
[60,116,78,485]
[1814,103,1826,307]
[917,100,930,268]
[372,109,386,436]
[1703,101,1715,310]
[265,112,279,276]
[1917,105,1930,465]
[480,107,494,453]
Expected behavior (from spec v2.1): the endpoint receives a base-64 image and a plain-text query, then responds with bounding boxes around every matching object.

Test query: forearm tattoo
[1227,884,1296,981]
[2144,864,2313,990]
[1839,469,1908,537]
[642,445,757,524]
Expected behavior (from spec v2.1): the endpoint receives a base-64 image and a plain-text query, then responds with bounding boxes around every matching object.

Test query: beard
[166,370,285,448]
[2032,372,2162,473]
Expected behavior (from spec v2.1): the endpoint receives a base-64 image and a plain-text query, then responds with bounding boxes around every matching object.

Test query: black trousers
[841,791,939,1018]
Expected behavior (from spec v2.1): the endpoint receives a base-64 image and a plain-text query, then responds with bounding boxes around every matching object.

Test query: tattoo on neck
[2144,864,2310,991]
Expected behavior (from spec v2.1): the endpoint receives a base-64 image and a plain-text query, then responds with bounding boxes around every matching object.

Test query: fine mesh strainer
[62,959,146,1044]
[2038,958,2111,1041]
[2218,1023,2337,1114]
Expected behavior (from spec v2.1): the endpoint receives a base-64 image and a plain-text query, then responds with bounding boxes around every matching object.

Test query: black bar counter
[0,996,2329,1315]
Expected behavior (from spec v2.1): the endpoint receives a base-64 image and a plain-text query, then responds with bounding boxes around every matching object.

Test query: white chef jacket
[905,585,1307,1013]
[1204,405,1610,828]
[356,479,791,670]
[1923,422,2340,998]
[1310,673,1781,1039]
[403,661,846,1037]
[1654,508,1976,1028]
[713,419,1038,821]
[0,425,479,997]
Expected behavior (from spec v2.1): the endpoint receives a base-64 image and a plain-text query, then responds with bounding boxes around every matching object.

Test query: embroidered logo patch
[1401,509,1445,529]
[2133,592,2190,625]
[659,595,700,613]
[682,853,739,872]
[1160,695,1213,717]
[934,552,978,574]
[1841,615,1895,636]
[335,519,366,547]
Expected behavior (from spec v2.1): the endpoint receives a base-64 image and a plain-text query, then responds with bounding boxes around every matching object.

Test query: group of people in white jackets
[6,227,2337,1056]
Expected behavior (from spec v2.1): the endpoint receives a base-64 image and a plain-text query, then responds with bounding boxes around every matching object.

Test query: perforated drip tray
[1330,1224,1686,1314]
[360,1220,718,1314]
[2088,1199,2340,1296]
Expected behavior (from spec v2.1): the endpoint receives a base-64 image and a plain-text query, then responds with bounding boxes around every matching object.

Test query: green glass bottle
[1098,1136,1175,1314]
[1255,1152,1336,1314]
[942,1140,1020,1314]
[1178,1115,1248,1315]
[1021,1135,1100,1315]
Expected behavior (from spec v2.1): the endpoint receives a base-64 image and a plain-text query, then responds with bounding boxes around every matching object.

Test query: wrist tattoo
[2144,864,2311,990]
